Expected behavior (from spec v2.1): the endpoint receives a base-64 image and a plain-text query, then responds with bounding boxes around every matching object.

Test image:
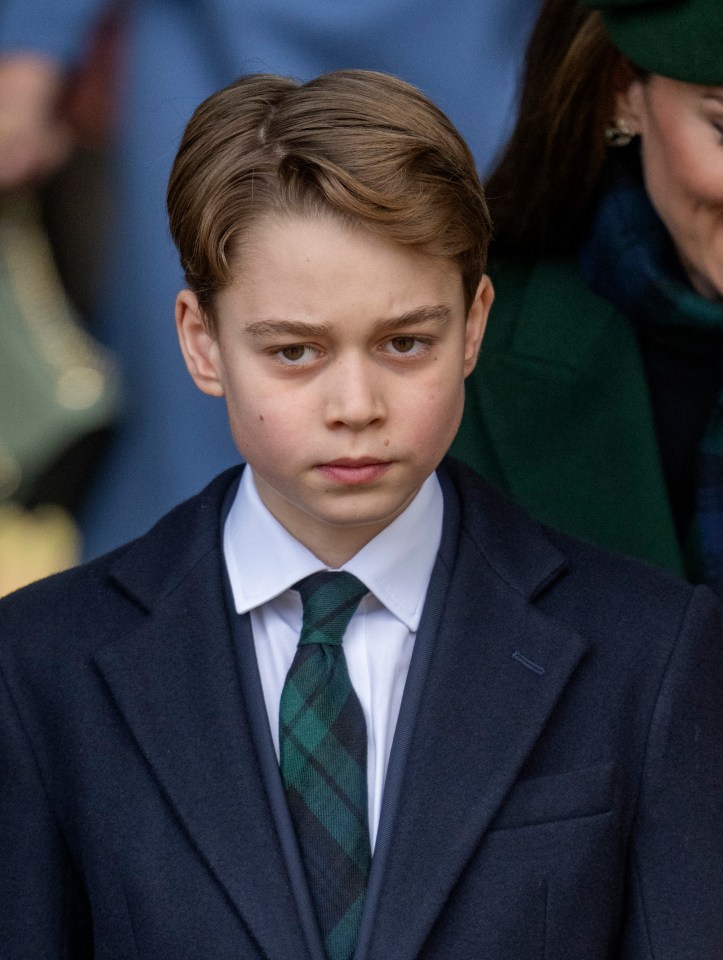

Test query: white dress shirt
[223,467,443,849]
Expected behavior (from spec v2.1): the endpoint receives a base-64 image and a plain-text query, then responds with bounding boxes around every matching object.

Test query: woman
[452,0,723,593]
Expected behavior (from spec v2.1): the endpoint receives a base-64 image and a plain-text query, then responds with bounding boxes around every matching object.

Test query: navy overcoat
[1,459,722,958]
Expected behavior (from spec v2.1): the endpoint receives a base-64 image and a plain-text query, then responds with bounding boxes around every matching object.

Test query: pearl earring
[605,117,636,147]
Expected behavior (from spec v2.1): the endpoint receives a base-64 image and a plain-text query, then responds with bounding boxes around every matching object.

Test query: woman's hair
[167,70,491,327]
[487,0,634,257]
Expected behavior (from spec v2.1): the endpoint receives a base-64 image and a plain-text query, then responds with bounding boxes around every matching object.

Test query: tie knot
[295,571,368,647]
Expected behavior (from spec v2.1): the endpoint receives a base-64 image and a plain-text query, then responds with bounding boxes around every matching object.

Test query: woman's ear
[463,274,494,377]
[175,290,225,397]
[611,60,645,136]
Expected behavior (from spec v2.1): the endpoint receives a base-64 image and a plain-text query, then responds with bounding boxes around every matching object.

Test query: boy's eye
[276,344,317,364]
[385,336,426,356]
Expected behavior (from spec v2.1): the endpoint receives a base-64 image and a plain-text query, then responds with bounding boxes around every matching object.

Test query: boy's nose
[323,355,386,429]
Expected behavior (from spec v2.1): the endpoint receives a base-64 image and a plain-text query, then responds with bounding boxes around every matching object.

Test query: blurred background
[0,0,541,595]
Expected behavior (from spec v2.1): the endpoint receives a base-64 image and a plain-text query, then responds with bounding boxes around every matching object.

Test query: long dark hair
[486,0,627,257]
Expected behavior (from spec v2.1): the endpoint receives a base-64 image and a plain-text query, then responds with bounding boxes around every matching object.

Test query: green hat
[580,0,723,85]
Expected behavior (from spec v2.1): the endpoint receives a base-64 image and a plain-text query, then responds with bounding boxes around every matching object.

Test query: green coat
[451,256,687,577]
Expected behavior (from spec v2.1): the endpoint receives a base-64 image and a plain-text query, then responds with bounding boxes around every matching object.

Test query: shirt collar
[223,467,443,631]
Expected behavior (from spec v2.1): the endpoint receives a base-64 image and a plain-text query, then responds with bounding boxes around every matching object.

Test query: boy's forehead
[225,213,466,303]
[215,218,467,338]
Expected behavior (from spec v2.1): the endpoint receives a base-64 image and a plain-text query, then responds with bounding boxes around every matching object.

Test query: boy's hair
[167,70,491,327]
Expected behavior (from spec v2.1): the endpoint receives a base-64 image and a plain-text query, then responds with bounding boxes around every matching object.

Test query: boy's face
[177,215,492,566]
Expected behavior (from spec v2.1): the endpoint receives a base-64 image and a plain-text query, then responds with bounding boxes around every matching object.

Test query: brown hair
[167,69,491,325]
[486,0,635,257]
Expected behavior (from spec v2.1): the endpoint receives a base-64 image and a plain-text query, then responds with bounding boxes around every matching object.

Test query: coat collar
[106,466,241,612]
[106,459,568,616]
[441,456,568,600]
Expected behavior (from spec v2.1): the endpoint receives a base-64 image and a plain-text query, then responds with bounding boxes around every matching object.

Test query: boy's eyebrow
[373,304,453,333]
[245,304,453,340]
[245,319,334,339]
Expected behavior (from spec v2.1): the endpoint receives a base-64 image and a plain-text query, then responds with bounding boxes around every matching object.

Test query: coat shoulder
[0,467,241,663]
[445,455,709,643]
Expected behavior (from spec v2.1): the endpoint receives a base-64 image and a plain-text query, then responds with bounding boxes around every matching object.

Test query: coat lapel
[94,470,309,960]
[368,461,589,960]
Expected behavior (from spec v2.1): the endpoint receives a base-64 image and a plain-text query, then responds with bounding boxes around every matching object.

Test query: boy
[1,70,722,960]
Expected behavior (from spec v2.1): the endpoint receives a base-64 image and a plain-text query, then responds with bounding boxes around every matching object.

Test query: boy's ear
[463,274,494,377]
[175,289,225,397]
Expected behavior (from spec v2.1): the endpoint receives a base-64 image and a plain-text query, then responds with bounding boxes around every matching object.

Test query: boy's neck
[250,468,430,569]
[294,525,386,570]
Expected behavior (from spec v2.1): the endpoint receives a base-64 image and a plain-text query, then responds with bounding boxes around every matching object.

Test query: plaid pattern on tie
[279,571,371,960]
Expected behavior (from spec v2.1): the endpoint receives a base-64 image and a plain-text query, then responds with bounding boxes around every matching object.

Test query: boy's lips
[316,458,393,485]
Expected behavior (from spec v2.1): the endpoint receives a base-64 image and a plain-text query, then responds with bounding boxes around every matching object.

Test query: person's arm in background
[0,0,110,186]
[0,55,73,185]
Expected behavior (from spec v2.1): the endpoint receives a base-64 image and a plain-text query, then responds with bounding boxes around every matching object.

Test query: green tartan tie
[279,571,371,960]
